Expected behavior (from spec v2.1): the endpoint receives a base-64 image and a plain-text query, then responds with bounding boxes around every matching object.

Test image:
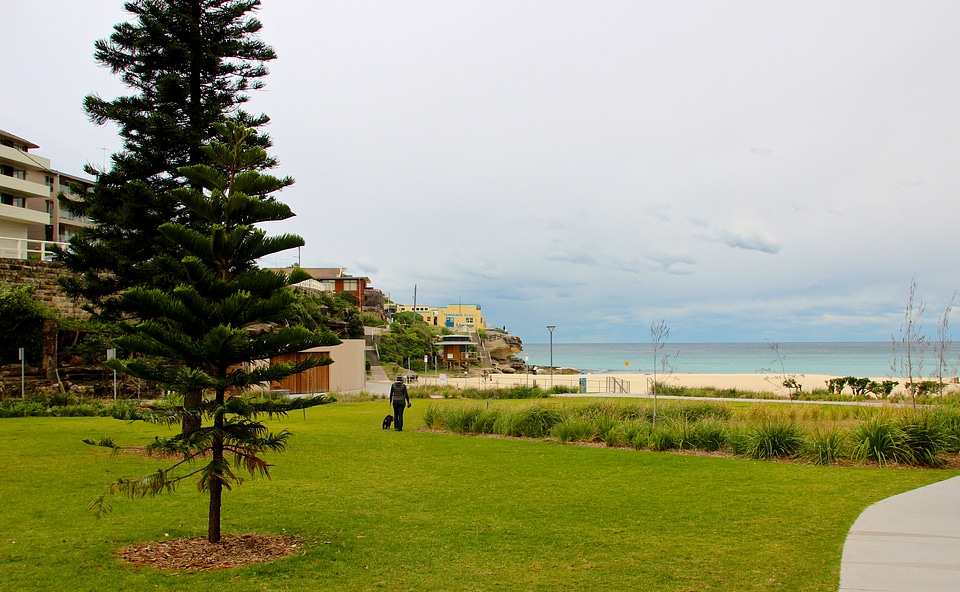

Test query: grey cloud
[720,230,782,254]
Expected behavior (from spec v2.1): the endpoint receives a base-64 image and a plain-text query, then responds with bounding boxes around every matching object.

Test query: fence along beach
[432,342,960,396]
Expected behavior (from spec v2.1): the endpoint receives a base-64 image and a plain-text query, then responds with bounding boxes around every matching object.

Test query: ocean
[518,342,960,378]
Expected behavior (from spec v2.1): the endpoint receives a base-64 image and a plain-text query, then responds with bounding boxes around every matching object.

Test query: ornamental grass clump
[898,411,951,467]
[470,408,502,434]
[743,420,804,459]
[649,424,681,451]
[850,416,911,466]
[500,405,566,438]
[445,405,483,434]
[801,427,848,465]
[688,419,729,452]
[551,418,597,443]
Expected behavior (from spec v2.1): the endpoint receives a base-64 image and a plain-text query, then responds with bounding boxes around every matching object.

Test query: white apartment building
[0,128,92,259]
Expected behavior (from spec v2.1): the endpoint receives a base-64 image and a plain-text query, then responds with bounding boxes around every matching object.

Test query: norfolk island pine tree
[57,0,287,435]
[87,123,339,543]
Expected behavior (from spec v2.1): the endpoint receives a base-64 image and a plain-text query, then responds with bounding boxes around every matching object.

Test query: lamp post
[546,325,556,389]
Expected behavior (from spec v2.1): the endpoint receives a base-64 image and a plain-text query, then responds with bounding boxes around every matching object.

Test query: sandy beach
[419,371,884,397]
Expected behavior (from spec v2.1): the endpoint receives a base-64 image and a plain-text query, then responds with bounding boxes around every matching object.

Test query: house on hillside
[396,302,486,330]
[270,267,371,308]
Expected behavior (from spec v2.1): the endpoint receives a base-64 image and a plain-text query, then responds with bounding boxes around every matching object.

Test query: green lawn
[1,398,954,591]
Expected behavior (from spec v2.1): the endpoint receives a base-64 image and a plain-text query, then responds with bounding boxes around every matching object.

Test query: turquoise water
[519,342,960,378]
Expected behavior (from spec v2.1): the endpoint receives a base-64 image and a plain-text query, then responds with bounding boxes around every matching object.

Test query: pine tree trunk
[208,433,223,543]
[207,387,226,543]
[182,389,202,436]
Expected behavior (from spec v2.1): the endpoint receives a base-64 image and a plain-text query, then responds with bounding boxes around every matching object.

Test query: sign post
[106,348,117,400]
[19,347,25,397]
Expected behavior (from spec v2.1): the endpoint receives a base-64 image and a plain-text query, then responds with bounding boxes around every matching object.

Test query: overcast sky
[6,1,960,343]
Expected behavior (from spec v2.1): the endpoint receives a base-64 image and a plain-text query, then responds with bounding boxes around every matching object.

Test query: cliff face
[483,332,525,372]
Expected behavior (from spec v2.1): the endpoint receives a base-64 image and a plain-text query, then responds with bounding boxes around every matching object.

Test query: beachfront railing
[0,237,68,261]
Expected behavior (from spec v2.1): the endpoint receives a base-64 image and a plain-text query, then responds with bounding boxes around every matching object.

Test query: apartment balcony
[0,175,50,199]
[0,237,66,260]
[0,144,51,171]
[0,202,50,225]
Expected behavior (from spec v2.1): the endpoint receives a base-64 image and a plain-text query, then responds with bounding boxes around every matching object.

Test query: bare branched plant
[759,341,802,400]
[934,293,957,398]
[892,277,928,408]
[649,320,678,428]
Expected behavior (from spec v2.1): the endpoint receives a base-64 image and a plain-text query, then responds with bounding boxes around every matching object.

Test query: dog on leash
[382,415,394,430]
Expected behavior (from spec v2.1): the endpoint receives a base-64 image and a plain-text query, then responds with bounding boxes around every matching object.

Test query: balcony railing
[0,237,67,261]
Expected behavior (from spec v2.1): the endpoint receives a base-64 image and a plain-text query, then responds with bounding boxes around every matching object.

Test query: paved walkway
[839,475,960,591]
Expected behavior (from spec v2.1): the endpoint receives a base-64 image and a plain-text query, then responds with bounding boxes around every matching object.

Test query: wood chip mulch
[118,533,303,572]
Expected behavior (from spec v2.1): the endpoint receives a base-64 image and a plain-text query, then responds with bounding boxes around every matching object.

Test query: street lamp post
[546,325,556,389]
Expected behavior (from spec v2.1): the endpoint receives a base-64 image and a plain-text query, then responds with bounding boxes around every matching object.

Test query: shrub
[742,420,804,459]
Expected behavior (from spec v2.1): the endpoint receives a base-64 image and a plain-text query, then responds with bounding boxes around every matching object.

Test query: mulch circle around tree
[119,534,303,572]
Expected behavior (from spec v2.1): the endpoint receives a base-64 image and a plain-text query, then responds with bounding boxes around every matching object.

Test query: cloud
[646,251,696,275]
[719,229,782,254]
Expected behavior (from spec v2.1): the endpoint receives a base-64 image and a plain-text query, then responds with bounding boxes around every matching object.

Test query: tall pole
[546,325,556,389]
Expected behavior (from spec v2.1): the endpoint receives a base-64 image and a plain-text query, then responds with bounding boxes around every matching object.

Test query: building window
[343,279,358,290]
[45,200,54,214]
[320,280,335,291]
[46,176,55,191]
[1,193,25,208]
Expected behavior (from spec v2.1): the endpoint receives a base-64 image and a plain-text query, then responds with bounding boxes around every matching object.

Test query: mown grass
[1,400,955,591]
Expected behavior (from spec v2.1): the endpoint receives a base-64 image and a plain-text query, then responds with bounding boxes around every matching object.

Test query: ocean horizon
[518,342,960,378]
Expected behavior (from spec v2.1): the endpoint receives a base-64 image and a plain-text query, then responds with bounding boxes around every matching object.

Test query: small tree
[649,320,671,428]
[892,278,927,408]
[0,283,54,369]
[760,341,802,400]
[87,123,337,543]
[934,294,956,397]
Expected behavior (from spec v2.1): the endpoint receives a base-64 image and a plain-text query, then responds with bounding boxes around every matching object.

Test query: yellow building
[0,129,92,259]
[396,302,486,330]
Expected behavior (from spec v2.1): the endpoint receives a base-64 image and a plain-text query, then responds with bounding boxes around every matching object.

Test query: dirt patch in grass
[119,533,303,572]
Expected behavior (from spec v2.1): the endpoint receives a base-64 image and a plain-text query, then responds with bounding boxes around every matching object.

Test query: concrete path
[368,365,390,382]
[839,475,960,591]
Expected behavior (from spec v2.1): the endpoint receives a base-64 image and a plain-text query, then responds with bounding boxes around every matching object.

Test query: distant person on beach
[389,375,411,431]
